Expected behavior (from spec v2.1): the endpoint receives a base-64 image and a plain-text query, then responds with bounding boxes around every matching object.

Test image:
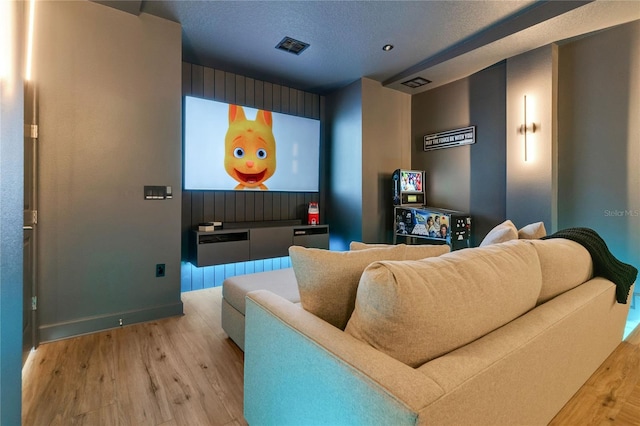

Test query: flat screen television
[184,96,320,192]
[392,169,426,206]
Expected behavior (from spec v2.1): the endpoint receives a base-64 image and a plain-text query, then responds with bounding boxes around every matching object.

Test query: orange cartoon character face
[224,105,276,190]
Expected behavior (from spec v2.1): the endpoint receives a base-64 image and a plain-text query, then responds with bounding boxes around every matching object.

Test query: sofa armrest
[244,290,444,426]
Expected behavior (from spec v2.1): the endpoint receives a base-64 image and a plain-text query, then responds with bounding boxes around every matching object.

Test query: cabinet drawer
[293,226,329,249]
[195,231,250,267]
[251,227,291,260]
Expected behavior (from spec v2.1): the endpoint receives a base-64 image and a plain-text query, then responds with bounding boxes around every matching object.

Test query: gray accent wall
[410,20,638,261]
[327,79,363,249]
[412,78,472,213]
[34,1,183,342]
[181,62,324,291]
[469,64,508,244]
[411,63,507,246]
[0,2,24,423]
[558,21,640,268]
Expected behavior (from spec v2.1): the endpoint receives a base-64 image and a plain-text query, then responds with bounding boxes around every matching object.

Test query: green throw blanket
[542,227,637,304]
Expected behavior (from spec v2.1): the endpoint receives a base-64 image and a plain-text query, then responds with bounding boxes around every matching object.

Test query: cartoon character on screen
[224,104,276,190]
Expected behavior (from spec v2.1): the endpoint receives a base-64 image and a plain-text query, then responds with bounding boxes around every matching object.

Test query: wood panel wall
[181,62,325,291]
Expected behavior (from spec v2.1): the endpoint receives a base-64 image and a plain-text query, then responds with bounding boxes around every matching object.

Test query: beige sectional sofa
[222,243,450,350]
[222,267,300,351]
[243,238,633,425]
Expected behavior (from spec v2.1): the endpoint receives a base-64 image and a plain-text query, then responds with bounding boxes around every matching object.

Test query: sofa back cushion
[349,241,450,256]
[289,244,448,330]
[349,241,390,250]
[345,240,542,367]
[528,239,593,304]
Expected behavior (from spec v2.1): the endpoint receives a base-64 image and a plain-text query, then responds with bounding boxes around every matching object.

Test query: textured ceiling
[107,1,640,95]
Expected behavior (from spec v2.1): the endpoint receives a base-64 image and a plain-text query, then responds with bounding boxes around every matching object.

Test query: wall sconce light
[0,0,12,82]
[25,0,36,81]
[519,95,537,162]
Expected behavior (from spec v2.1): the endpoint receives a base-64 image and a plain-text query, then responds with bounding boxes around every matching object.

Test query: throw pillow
[518,222,547,239]
[290,245,405,330]
[345,240,542,368]
[290,244,448,330]
[479,219,518,246]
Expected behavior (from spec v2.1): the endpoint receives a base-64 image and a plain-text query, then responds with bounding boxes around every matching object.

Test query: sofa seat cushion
[222,268,299,315]
[290,244,449,330]
[528,239,593,304]
[345,240,542,367]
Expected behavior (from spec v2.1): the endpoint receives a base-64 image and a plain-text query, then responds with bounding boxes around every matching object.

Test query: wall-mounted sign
[424,126,476,151]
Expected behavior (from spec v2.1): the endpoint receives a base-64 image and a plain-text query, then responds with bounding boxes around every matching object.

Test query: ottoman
[221,268,300,350]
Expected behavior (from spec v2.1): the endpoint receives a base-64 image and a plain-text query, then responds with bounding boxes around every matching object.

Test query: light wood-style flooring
[22,287,640,425]
[22,287,245,426]
[549,320,640,425]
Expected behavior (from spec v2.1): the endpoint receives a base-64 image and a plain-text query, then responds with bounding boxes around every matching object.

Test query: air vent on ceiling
[275,36,310,55]
[402,77,432,89]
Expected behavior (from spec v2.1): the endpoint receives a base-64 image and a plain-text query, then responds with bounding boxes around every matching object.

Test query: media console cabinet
[190,224,329,267]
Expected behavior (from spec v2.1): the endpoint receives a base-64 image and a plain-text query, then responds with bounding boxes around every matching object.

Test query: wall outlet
[156,263,165,277]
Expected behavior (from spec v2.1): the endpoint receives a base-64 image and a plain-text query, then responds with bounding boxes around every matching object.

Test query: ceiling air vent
[402,77,431,89]
[275,36,310,55]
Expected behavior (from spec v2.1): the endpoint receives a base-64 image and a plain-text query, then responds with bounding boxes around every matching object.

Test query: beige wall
[558,20,640,267]
[33,1,183,341]
[361,78,411,243]
[506,44,558,231]
[503,19,639,273]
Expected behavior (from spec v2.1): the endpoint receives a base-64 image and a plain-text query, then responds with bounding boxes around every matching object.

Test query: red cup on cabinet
[308,202,319,225]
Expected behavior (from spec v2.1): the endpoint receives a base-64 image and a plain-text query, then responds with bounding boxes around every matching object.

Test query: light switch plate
[144,185,167,200]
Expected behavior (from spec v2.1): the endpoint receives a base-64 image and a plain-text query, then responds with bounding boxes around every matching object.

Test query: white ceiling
[102,1,640,95]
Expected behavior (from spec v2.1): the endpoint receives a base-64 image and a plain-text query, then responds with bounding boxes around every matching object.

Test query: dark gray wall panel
[0,3,25,421]
[412,64,507,245]
[326,80,364,249]
[281,86,290,113]
[203,67,215,98]
[181,62,323,291]
[411,78,471,212]
[182,61,192,95]
[255,80,265,109]
[468,62,507,246]
[246,78,255,106]
[225,72,236,103]
[191,65,204,97]
[215,69,226,100]
[236,75,246,105]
